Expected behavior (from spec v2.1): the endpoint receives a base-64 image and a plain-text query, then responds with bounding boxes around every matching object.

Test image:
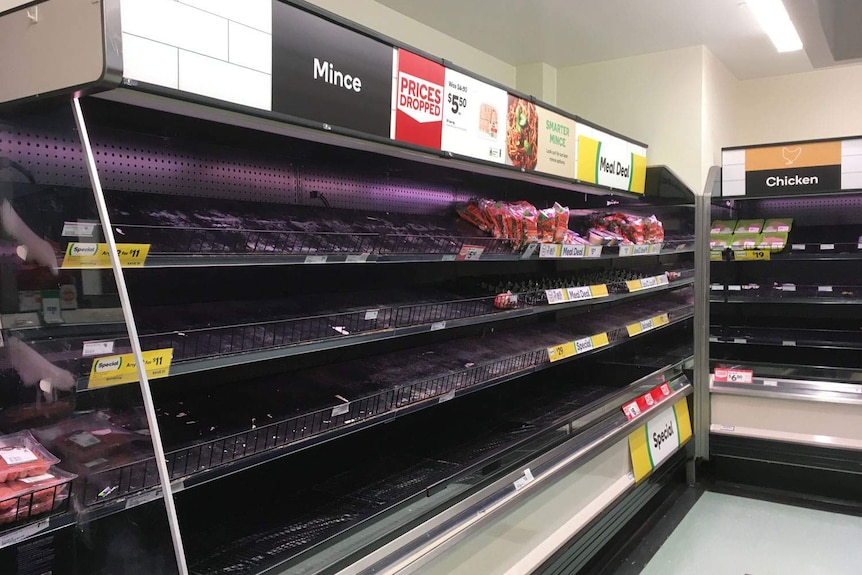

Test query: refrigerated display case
[708,138,862,503]
[0,1,699,573]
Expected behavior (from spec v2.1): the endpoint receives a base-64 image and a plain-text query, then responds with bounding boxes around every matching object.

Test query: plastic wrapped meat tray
[0,431,60,483]
[0,467,76,524]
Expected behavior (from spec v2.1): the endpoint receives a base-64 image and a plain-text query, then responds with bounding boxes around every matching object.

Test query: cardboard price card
[88,348,173,389]
[62,243,150,269]
[628,399,692,482]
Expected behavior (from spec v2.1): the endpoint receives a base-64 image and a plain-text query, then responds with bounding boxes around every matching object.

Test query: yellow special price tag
[88,348,173,389]
[62,243,151,269]
[625,279,643,292]
[590,284,609,298]
[547,341,576,363]
[652,313,670,327]
[590,332,610,349]
[626,321,643,337]
[629,398,692,482]
[710,250,723,261]
[734,249,770,261]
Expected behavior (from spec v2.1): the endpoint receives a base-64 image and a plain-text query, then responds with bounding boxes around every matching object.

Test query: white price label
[82,340,115,357]
[648,243,663,254]
[304,255,328,264]
[431,321,447,331]
[733,338,747,344]
[441,255,457,261]
[728,285,742,291]
[545,289,566,305]
[709,336,719,343]
[710,284,724,291]
[0,519,50,548]
[791,244,806,251]
[42,296,62,324]
[640,276,658,289]
[364,309,379,321]
[438,390,456,404]
[820,244,835,251]
[521,243,539,259]
[585,245,603,258]
[331,403,350,418]
[0,447,37,465]
[656,274,669,286]
[69,432,101,448]
[763,380,778,387]
[818,286,833,293]
[560,244,586,258]
[62,222,97,237]
[539,244,560,258]
[782,341,796,347]
[640,318,654,332]
[633,244,651,256]
[566,286,593,302]
[618,245,634,257]
[574,336,594,354]
[19,473,55,484]
[513,468,534,491]
[781,284,796,292]
[346,253,370,263]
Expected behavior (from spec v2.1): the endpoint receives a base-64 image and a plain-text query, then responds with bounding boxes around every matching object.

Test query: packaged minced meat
[34,412,154,476]
[759,232,788,252]
[730,233,760,250]
[538,208,556,242]
[711,220,736,235]
[0,467,75,524]
[763,218,793,233]
[0,431,59,483]
[710,234,733,250]
[734,219,764,234]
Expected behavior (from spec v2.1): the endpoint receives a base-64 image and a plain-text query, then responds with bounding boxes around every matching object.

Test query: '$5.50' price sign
[448,93,467,114]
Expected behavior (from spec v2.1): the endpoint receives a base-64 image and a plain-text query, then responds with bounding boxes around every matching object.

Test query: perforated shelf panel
[0,128,90,189]
[743,196,862,226]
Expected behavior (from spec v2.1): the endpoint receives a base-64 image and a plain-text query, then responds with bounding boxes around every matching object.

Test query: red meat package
[0,431,60,483]
[33,412,153,475]
[0,467,76,524]
[538,208,556,242]
[553,203,570,243]
[510,201,539,244]
[456,202,491,232]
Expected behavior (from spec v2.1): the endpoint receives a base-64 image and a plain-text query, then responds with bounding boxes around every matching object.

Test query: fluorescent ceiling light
[747,0,803,53]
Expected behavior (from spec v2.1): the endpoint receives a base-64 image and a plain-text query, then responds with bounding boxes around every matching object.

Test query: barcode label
[364,309,379,321]
[331,403,350,418]
[19,473,55,484]
[83,340,114,357]
[0,447,37,466]
[304,255,327,264]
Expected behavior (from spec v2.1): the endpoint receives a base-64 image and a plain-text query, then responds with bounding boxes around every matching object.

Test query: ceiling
[376,0,862,80]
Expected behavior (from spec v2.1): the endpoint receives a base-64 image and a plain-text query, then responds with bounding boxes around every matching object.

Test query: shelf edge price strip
[626,273,669,293]
[88,348,173,389]
[62,243,151,269]
[733,250,770,261]
[713,368,754,384]
[619,243,659,258]
[545,284,609,305]
[626,313,670,337]
[622,381,673,421]
[547,332,609,363]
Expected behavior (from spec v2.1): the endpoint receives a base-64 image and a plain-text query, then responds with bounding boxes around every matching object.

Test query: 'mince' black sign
[271,1,393,137]
[745,165,841,197]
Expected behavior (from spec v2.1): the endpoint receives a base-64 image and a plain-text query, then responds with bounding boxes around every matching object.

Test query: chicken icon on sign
[782,146,802,165]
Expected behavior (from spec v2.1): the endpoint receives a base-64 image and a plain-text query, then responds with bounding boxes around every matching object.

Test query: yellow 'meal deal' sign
[628,398,692,482]
[576,126,647,194]
[88,348,173,389]
[62,243,151,269]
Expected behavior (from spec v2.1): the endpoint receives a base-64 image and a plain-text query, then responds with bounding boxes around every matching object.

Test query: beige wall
[701,47,738,185]
[733,64,862,147]
[302,0,515,86]
[557,46,705,192]
[515,62,557,105]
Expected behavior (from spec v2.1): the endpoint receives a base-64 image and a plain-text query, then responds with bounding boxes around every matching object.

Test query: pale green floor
[639,492,862,575]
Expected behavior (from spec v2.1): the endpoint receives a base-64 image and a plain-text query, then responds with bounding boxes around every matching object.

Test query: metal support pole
[693,167,718,464]
[72,97,189,575]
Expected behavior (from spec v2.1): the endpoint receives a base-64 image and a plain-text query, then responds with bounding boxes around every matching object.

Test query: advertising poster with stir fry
[392,50,445,149]
[535,107,575,178]
[440,69,507,163]
[505,96,539,171]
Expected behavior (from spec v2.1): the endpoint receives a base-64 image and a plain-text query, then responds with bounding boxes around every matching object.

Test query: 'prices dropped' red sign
[393,50,444,149]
